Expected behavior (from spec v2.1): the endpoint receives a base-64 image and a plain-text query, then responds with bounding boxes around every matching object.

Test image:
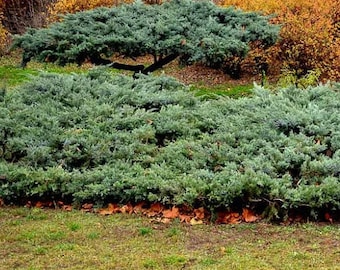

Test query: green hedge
[0,71,339,219]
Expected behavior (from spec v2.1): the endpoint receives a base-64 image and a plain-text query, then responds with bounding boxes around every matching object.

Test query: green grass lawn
[0,54,90,88]
[191,83,254,99]
[0,53,254,97]
[0,207,339,270]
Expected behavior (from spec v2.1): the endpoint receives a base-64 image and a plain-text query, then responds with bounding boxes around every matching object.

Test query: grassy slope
[1,207,339,270]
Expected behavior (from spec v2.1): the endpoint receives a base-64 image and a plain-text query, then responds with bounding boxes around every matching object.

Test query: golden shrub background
[223,0,340,80]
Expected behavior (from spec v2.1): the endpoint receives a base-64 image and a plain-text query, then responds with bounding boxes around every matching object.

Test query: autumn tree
[0,0,56,34]
[223,0,340,80]
[0,0,9,55]
[12,0,279,75]
[49,0,133,20]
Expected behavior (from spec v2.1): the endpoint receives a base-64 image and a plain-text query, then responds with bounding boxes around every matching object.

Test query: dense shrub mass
[12,0,279,75]
[0,71,339,219]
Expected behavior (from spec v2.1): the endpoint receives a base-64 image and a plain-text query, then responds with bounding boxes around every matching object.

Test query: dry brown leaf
[133,201,147,214]
[82,203,93,209]
[150,217,171,224]
[108,203,121,213]
[35,201,53,208]
[146,202,164,217]
[194,207,205,220]
[216,211,241,224]
[190,218,203,226]
[150,202,163,212]
[179,214,192,224]
[81,203,94,212]
[57,201,64,207]
[98,203,119,215]
[216,212,229,224]
[25,201,32,208]
[120,203,134,214]
[35,201,43,208]
[324,213,333,223]
[242,208,258,223]
[160,218,172,224]
[62,205,72,211]
[162,206,179,219]
[229,213,242,224]
[98,209,114,216]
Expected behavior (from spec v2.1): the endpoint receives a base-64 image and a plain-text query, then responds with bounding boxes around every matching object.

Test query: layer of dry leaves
[0,198,336,224]
[80,201,260,225]
[18,200,261,225]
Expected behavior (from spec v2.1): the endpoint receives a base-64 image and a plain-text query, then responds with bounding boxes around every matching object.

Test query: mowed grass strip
[0,207,339,270]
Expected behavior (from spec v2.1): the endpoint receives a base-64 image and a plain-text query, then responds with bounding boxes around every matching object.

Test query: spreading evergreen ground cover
[0,69,339,221]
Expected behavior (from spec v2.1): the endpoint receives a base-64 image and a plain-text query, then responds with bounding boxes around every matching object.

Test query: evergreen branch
[142,53,179,74]
[90,55,145,72]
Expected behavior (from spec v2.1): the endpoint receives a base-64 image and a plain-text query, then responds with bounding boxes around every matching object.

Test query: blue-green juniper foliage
[0,71,339,220]
[12,0,279,74]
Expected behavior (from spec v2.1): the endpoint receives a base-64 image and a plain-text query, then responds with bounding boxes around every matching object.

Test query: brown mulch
[165,63,261,86]
[112,54,264,86]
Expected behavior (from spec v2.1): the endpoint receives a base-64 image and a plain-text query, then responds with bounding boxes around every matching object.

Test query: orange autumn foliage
[222,0,340,80]
[49,0,133,19]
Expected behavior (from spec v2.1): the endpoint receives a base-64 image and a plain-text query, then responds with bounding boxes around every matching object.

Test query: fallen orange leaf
[57,201,64,207]
[108,203,121,213]
[82,203,93,210]
[179,214,192,224]
[98,203,119,215]
[150,202,163,212]
[81,203,94,212]
[229,213,242,224]
[160,218,172,224]
[242,208,258,223]
[133,201,147,214]
[35,201,53,208]
[324,213,333,223]
[25,201,32,208]
[163,206,179,219]
[120,203,134,214]
[35,201,43,208]
[98,209,114,216]
[216,211,241,224]
[62,205,72,211]
[150,217,172,224]
[146,202,164,217]
[190,218,203,225]
[194,207,205,220]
